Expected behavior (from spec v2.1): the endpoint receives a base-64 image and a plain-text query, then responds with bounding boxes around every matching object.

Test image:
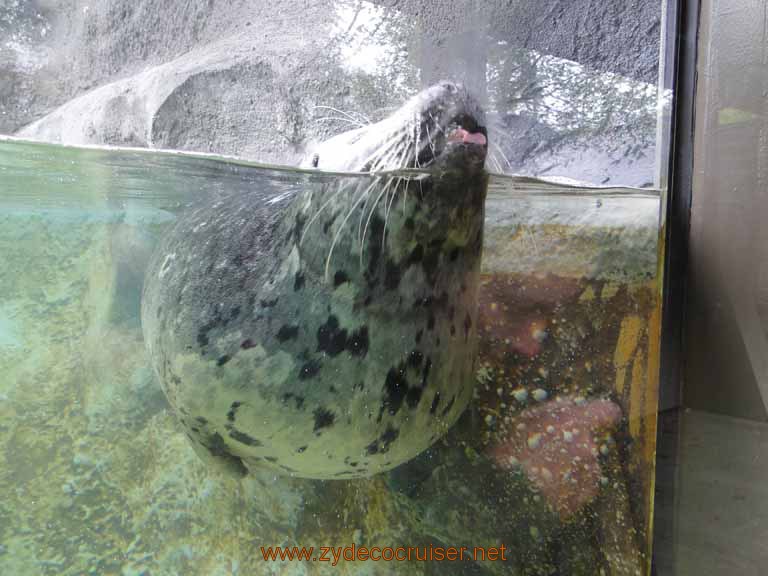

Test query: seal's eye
[312,154,319,168]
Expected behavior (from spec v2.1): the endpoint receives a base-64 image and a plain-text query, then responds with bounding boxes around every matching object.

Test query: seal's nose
[428,82,485,126]
[438,81,460,93]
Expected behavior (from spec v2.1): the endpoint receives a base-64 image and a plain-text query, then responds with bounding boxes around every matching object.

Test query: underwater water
[0,137,661,576]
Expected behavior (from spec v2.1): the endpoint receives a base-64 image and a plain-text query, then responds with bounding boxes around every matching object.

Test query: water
[0,136,661,575]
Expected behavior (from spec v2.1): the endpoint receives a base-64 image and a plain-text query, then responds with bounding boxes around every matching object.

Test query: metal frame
[652,0,701,572]
[659,0,700,411]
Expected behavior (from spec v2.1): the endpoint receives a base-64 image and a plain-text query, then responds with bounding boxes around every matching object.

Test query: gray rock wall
[2,0,662,185]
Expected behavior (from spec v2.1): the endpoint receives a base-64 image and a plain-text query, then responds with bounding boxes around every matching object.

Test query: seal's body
[141,82,489,479]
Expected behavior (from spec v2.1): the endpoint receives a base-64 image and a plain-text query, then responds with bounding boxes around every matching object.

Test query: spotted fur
[141,82,488,479]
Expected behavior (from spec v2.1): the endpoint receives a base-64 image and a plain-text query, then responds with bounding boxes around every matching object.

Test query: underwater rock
[382,269,655,574]
[482,191,659,281]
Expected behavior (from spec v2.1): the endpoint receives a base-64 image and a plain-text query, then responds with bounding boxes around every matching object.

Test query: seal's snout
[411,81,488,169]
[447,127,488,147]
[303,81,488,173]
[445,114,488,148]
[437,80,460,93]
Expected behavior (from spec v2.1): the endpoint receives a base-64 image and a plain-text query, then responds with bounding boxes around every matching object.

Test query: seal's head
[303,81,487,176]
[142,82,489,479]
[296,81,489,283]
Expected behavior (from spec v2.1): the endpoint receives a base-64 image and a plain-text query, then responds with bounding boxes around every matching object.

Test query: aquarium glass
[0,1,672,574]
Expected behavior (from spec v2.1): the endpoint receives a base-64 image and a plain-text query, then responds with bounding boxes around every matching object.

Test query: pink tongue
[456,127,487,146]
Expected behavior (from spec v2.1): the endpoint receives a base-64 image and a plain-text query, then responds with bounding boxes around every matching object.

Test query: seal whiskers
[312,105,371,126]
[381,178,400,247]
[299,180,354,245]
[314,116,368,129]
[490,140,513,172]
[360,173,397,261]
[323,175,381,280]
[358,132,403,172]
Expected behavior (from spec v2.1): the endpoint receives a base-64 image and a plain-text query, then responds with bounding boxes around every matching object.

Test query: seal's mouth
[445,112,488,147]
[446,126,488,147]
[416,112,488,168]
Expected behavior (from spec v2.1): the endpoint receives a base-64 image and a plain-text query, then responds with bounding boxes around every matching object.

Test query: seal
[141,82,489,479]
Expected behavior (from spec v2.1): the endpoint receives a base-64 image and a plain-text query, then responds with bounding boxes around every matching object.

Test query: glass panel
[655,0,768,574]
[0,1,671,574]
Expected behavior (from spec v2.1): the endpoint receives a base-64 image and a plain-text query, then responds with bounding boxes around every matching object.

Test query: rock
[482,184,659,281]
[13,3,413,164]
[5,0,659,186]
